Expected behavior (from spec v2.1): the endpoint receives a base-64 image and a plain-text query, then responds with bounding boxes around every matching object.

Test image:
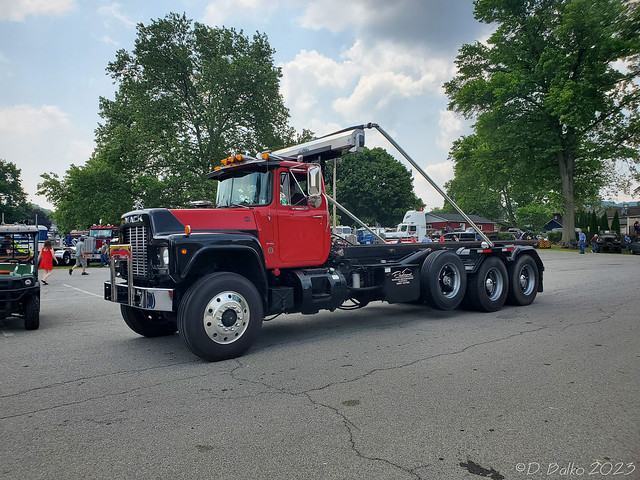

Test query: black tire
[120,305,177,337]
[25,295,40,330]
[465,257,508,312]
[177,272,263,361]
[61,251,72,266]
[506,254,539,306]
[421,250,467,310]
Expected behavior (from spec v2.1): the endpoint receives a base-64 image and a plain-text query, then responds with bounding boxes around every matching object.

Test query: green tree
[515,203,553,232]
[444,135,515,222]
[40,13,294,222]
[39,159,130,233]
[0,159,31,223]
[325,148,424,227]
[590,211,600,236]
[611,210,621,233]
[600,212,610,232]
[445,0,640,244]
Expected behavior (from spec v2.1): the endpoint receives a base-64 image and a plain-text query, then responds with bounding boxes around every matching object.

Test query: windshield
[0,232,37,263]
[216,170,273,207]
[90,229,117,239]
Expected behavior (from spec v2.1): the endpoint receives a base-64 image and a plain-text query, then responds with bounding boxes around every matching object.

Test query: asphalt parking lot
[1,250,638,480]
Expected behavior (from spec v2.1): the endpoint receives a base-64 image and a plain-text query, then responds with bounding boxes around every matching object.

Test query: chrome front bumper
[104,281,173,311]
[104,243,173,311]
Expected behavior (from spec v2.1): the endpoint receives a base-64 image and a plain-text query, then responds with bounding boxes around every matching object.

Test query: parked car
[629,238,640,255]
[356,227,386,244]
[596,231,622,253]
[0,225,40,330]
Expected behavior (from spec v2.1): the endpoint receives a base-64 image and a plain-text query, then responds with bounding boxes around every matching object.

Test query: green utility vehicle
[0,225,40,330]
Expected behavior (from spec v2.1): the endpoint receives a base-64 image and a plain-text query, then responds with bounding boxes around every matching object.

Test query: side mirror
[307,165,322,196]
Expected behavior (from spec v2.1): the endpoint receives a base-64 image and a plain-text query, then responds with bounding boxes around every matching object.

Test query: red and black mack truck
[105,123,544,361]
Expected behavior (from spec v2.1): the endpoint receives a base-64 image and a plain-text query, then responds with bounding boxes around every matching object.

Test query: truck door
[276,170,330,267]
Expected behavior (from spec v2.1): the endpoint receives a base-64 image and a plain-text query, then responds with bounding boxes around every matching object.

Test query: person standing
[100,240,111,267]
[0,235,12,256]
[37,240,58,285]
[578,229,586,254]
[591,233,599,253]
[70,236,88,275]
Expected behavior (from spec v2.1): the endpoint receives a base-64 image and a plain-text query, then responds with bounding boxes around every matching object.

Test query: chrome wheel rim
[518,264,535,296]
[484,268,504,301]
[438,263,461,299]
[203,291,250,344]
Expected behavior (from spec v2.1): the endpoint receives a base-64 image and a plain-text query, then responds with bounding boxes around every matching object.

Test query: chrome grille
[124,225,149,276]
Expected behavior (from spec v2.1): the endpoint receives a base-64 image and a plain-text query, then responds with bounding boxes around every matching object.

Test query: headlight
[25,278,33,286]
[157,247,169,267]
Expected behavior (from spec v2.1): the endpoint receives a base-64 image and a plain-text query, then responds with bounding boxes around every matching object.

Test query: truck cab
[204,158,330,268]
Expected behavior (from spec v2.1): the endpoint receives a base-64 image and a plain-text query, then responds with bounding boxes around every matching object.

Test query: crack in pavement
[0,360,253,420]
[226,310,626,479]
[0,359,201,399]
[223,324,554,480]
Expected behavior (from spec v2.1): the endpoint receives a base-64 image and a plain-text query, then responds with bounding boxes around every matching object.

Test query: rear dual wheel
[465,257,508,312]
[421,250,467,310]
[506,254,539,306]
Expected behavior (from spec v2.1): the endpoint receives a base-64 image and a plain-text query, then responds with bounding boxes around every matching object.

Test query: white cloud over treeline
[0,0,75,21]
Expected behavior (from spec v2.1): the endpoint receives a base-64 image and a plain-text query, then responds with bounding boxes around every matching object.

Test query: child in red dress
[37,240,58,285]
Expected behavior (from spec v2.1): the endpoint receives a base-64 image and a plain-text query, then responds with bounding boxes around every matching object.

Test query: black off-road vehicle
[0,225,40,329]
[596,230,622,253]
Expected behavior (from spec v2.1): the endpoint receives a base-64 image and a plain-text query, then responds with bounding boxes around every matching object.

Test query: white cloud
[416,160,455,210]
[202,0,280,26]
[280,49,360,124]
[0,105,93,208]
[280,38,452,128]
[0,104,71,134]
[436,110,463,151]
[298,0,378,33]
[99,35,119,46]
[0,0,74,21]
[98,2,135,29]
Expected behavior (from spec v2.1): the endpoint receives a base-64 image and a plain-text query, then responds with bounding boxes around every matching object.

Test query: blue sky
[30,0,640,217]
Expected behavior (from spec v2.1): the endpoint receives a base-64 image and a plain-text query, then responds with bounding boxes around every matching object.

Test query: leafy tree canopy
[325,147,424,228]
[599,211,610,231]
[611,210,621,233]
[515,202,554,232]
[39,13,297,230]
[445,0,640,242]
[0,159,31,224]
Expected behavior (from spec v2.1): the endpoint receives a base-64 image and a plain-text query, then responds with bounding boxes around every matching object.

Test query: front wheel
[421,250,467,310]
[465,257,508,312]
[120,305,177,337]
[178,273,263,361]
[24,295,40,330]
[61,251,72,266]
